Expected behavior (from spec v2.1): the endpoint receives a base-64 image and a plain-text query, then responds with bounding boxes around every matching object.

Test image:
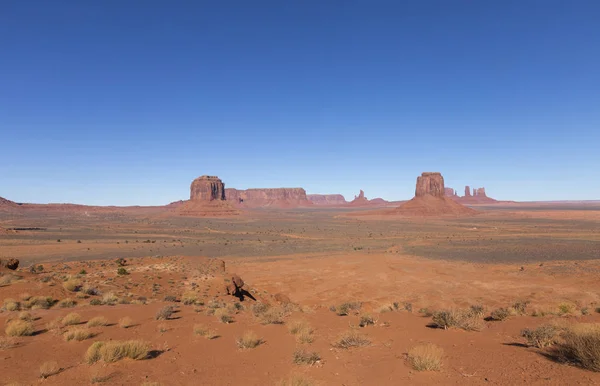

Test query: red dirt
[354,195,476,217]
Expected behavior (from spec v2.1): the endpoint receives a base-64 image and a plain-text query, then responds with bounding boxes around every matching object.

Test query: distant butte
[445,185,498,204]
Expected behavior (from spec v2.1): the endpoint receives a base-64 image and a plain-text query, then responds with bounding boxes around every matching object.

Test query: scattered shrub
[521,325,558,348]
[156,306,175,321]
[431,308,483,331]
[117,268,129,276]
[236,331,263,349]
[332,302,361,316]
[193,324,218,339]
[87,316,109,327]
[469,305,485,317]
[119,317,133,328]
[558,303,577,316]
[102,293,119,306]
[251,302,270,317]
[279,375,315,386]
[39,361,60,378]
[259,306,284,325]
[288,320,314,343]
[61,312,81,326]
[63,278,82,292]
[18,311,34,321]
[407,343,444,371]
[511,300,530,315]
[64,328,94,341]
[84,340,150,364]
[359,314,375,327]
[115,258,127,267]
[5,320,35,336]
[332,330,370,349]
[90,299,103,306]
[83,286,100,296]
[163,295,178,302]
[181,291,198,305]
[552,323,600,371]
[58,298,76,308]
[490,307,511,321]
[26,296,54,310]
[215,308,233,324]
[293,349,321,365]
[3,299,20,311]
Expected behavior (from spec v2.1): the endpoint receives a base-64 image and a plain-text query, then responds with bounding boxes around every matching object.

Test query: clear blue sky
[1,1,599,205]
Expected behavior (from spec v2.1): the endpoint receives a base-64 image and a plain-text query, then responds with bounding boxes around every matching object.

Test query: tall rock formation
[225,188,312,208]
[464,186,472,197]
[190,176,225,201]
[474,187,486,197]
[415,172,445,198]
[445,185,497,203]
[444,188,457,197]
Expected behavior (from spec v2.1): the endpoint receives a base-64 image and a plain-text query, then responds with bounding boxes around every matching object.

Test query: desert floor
[1,204,600,385]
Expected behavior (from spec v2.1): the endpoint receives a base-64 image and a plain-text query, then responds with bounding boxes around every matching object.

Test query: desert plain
[1,199,600,385]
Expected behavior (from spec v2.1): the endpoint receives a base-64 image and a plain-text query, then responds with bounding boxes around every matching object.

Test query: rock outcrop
[348,190,370,206]
[0,258,19,270]
[225,188,312,208]
[415,172,445,198]
[444,188,457,197]
[445,185,497,204]
[190,176,226,201]
[307,194,348,206]
[464,186,471,197]
[225,274,245,298]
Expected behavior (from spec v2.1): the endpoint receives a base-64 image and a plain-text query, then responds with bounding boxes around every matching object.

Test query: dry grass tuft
[288,320,314,344]
[18,311,34,321]
[431,308,483,331]
[5,320,34,337]
[521,324,559,348]
[181,291,198,305]
[39,361,60,378]
[490,307,511,321]
[61,312,81,326]
[332,330,370,349]
[3,298,20,311]
[558,302,577,316]
[155,306,174,320]
[193,324,218,339]
[102,292,119,306]
[87,316,109,327]
[26,296,54,310]
[215,308,233,324]
[63,278,82,292]
[119,317,133,328]
[553,323,600,371]
[407,343,444,371]
[259,306,285,325]
[84,340,151,364]
[64,328,95,341]
[58,298,76,308]
[331,301,362,316]
[279,374,315,386]
[359,313,375,327]
[236,331,263,349]
[292,349,321,365]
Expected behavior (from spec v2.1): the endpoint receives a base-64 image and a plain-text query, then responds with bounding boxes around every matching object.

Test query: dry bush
[511,300,530,315]
[5,320,34,337]
[490,307,511,321]
[236,331,263,349]
[84,340,151,364]
[39,361,60,378]
[0,273,21,287]
[181,291,198,305]
[288,320,314,343]
[63,278,82,292]
[332,330,370,349]
[64,328,94,341]
[0,337,17,350]
[554,323,600,371]
[251,302,270,317]
[359,314,375,327]
[259,306,285,325]
[18,311,33,321]
[155,306,174,320]
[292,349,321,366]
[407,343,444,371]
[521,325,558,348]
[26,296,54,310]
[431,308,483,331]
[558,303,577,316]
[331,301,361,316]
[61,312,81,326]
[279,375,315,386]
[215,308,233,324]
[4,298,20,311]
[193,324,218,339]
[58,298,76,308]
[119,317,133,328]
[87,316,109,327]
[102,292,119,306]
[20,293,31,301]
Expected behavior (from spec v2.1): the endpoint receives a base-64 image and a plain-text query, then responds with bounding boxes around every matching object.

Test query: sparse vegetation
[279,375,315,386]
[87,316,109,327]
[259,306,285,325]
[236,331,263,349]
[553,323,600,372]
[332,330,370,349]
[293,349,321,365]
[558,302,577,316]
[63,278,82,292]
[19,311,34,321]
[490,307,511,321]
[117,267,129,275]
[58,298,76,308]
[521,325,558,348]
[215,308,233,324]
[511,300,530,315]
[359,313,375,327]
[64,328,95,341]
[193,324,218,339]
[61,312,82,326]
[156,306,174,320]
[102,292,119,305]
[288,320,314,343]
[5,320,34,336]
[431,308,483,331]
[407,343,444,371]
[331,301,362,316]
[39,361,60,378]
[181,291,198,305]
[84,340,151,364]
[119,317,133,328]
[0,337,17,350]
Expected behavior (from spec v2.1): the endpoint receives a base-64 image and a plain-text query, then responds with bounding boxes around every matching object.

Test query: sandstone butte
[225,188,313,208]
[307,194,348,206]
[445,184,498,204]
[176,176,239,217]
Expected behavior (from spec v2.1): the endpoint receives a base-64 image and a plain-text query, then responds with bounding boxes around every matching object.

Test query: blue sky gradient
[1,1,599,205]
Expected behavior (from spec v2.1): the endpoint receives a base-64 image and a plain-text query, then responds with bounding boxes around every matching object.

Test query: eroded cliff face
[415,172,445,197]
[307,194,348,205]
[190,176,225,201]
[444,188,457,197]
[225,188,312,208]
[445,185,497,203]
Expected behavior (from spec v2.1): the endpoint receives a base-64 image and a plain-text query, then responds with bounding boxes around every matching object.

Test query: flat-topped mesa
[415,172,445,198]
[474,187,487,197]
[190,176,225,201]
[225,188,312,208]
[444,188,457,197]
[307,194,347,206]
